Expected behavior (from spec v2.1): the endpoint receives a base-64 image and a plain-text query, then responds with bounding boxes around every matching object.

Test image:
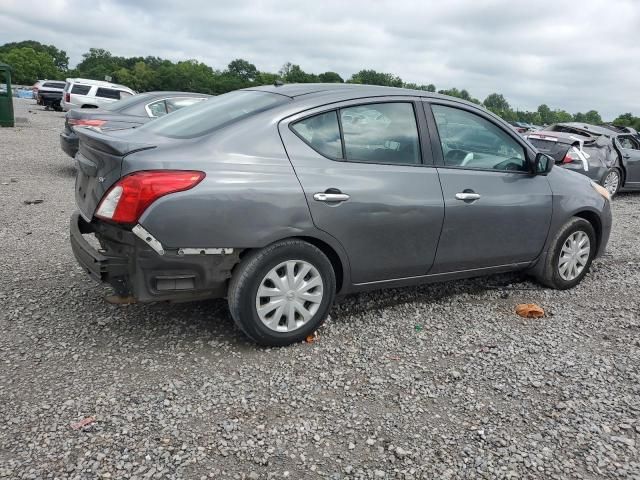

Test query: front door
[279,100,445,284]
[617,135,640,188]
[426,102,552,273]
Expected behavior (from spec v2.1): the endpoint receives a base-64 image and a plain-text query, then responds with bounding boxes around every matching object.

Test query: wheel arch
[573,210,602,252]
[236,233,350,295]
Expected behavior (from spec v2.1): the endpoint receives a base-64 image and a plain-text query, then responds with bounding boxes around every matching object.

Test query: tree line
[1,40,639,130]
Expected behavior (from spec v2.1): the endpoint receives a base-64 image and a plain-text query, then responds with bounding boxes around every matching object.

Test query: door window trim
[422,100,536,175]
[287,98,434,167]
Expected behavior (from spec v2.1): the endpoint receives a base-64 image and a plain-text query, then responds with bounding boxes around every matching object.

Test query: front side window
[96,88,120,99]
[432,104,527,172]
[340,103,420,165]
[71,84,91,95]
[292,111,343,159]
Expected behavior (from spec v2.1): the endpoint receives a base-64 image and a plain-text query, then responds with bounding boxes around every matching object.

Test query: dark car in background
[526,122,640,196]
[69,84,612,346]
[60,91,210,158]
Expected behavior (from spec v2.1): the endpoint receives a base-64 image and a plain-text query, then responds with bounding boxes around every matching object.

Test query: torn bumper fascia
[70,212,240,302]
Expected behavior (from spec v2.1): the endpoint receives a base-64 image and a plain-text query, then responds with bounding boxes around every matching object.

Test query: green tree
[227,59,258,82]
[318,71,343,83]
[537,104,553,124]
[348,69,402,87]
[483,93,510,113]
[0,47,59,84]
[0,40,68,70]
[584,110,602,124]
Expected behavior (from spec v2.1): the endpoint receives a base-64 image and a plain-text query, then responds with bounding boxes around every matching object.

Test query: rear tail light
[563,150,580,164]
[65,92,70,103]
[68,119,106,128]
[95,171,205,224]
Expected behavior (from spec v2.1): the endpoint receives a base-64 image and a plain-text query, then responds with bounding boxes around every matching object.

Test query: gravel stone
[1,99,639,479]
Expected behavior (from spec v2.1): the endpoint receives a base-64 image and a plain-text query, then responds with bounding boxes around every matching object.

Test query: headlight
[590,180,610,201]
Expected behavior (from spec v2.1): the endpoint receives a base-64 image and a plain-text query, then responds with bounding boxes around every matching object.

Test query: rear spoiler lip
[527,132,598,146]
[75,126,156,157]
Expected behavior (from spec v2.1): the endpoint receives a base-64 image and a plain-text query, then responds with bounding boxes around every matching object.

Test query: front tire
[228,239,336,346]
[536,217,596,290]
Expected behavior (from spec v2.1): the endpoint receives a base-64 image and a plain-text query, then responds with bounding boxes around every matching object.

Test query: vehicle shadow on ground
[96,271,535,348]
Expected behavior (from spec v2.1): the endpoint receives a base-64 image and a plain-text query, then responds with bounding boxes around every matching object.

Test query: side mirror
[531,152,554,175]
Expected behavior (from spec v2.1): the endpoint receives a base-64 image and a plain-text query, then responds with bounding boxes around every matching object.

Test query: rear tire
[228,239,336,346]
[602,167,622,197]
[536,217,596,290]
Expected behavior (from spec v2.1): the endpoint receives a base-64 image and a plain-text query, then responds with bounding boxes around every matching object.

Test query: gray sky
[2,0,639,119]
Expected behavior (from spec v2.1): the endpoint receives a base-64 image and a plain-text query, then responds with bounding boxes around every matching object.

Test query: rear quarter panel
[129,112,318,250]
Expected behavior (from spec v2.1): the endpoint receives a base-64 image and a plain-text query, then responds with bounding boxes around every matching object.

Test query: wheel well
[297,236,344,293]
[573,211,601,250]
[235,237,345,293]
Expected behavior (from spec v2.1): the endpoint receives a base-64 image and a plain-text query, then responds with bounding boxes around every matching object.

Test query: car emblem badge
[98,177,105,183]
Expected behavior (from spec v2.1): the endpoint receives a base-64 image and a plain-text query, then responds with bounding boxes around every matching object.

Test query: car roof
[245,82,479,107]
[66,77,133,91]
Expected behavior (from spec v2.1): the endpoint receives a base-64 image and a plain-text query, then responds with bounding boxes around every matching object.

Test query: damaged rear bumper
[69,212,240,302]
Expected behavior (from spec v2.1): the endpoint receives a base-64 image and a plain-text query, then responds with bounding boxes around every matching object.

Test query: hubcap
[604,170,619,195]
[558,231,591,281]
[255,260,323,332]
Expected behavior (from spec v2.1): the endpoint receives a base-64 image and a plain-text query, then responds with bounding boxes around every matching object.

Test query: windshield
[139,90,289,139]
[102,93,154,112]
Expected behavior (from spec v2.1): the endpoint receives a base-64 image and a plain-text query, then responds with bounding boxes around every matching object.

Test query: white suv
[61,78,135,111]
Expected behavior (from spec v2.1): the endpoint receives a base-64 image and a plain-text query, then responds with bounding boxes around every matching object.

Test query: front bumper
[60,131,79,158]
[70,212,240,302]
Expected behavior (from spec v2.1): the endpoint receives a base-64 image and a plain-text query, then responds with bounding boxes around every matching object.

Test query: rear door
[425,101,552,273]
[279,98,445,284]
[617,135,640,187]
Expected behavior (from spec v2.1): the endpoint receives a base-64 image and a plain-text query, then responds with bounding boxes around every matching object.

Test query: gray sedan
[69,84,612,346]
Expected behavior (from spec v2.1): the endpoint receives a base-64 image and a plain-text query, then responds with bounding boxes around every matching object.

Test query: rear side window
[340,103,420,165]
[71,84,91,95]
[166,97,206,112]
[140,90,289,139]
[292,102,421,165]
[96,88,120,99]
[292,111,343,159]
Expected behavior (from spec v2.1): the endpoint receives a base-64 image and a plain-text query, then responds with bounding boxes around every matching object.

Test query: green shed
[0,63,15,127]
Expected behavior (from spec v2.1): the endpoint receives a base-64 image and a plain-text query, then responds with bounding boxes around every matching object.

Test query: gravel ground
[1,98,639,480]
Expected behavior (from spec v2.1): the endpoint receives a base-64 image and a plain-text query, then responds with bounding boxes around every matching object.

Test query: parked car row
[526,122,640,196]
[67,83,613,346]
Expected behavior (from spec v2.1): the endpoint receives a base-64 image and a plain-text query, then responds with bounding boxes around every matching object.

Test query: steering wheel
[444,149,471,166]
[460,152,474,167]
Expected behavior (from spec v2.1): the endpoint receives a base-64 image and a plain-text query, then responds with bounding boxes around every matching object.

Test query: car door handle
[455,192,481,201]
[623,154,631,159]
[313,192,350,202]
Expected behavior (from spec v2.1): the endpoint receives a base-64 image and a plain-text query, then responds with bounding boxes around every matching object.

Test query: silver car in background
[69,84,612,346]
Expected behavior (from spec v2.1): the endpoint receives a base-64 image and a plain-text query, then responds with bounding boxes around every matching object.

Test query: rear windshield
[139,90,289,139]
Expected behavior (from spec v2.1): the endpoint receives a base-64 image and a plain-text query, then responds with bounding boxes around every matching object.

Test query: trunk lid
[527,132,590,163]
[74,128,156,221]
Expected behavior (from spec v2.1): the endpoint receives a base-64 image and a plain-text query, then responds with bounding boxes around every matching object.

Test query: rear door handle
[455,192,481,201]
[313,192,350,202]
